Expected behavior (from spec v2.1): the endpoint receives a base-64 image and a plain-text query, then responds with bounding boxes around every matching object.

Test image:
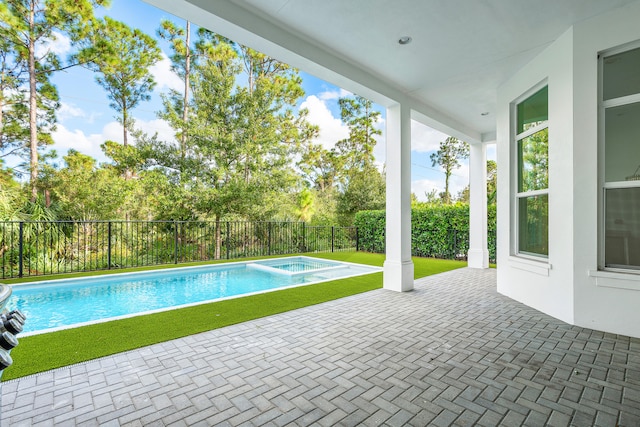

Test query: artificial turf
[1,252,465,381]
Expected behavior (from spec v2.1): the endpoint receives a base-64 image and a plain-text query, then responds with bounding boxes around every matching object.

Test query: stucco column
[468,142,489,268]
[384,103,414,291]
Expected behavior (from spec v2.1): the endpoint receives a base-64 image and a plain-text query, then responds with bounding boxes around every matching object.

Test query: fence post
[18,221,24,278]
[453,230,458,260]
[331,226,335,253]
[355,227,359,252]
[268,222,272,256]
[226,222,230,260]
[107,221,112,269]
[302,222,306,253]
[174,221,179,264]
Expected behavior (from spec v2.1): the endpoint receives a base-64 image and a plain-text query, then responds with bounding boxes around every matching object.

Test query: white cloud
[486,143,497,161]
[300,93,387,163]
[449,162,470,197]
[373,114,386,162]
[412,179,443,201]
[50,125,108,163]
[150,53,183,93]
[57,102,103,124]
[50,119,177,165]
[99,119,177,146]
[373,146,385,164]
[299,95,349,150]
[411,121,449,152]
[412,161,470,201]
[101,122,125,144]
[318,88,352,101]
[35,31,71,58]
[134,118,177,143]
[57,102,90,122]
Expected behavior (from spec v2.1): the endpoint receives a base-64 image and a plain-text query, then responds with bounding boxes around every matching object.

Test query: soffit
[148,0,639,141]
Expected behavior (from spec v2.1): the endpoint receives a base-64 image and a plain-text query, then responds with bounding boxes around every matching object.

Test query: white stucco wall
[498,0,640,338]
[572,1,640,338]
[497,28,575,325]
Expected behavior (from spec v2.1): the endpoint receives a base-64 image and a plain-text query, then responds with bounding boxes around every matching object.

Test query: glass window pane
[605,187,640,269]
[518,128,548,192]
[603,46,640,101]
[604,102,640,182]
[517,86,548,134]
[518,195,549,257]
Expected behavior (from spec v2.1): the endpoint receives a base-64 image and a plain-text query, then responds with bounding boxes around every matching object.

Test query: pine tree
[77,17,161,153]
[0,0,109,199]
[430,136,469,204]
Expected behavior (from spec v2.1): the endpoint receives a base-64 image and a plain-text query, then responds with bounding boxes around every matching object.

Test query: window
[514,86,549,258]
[601,45,640,270]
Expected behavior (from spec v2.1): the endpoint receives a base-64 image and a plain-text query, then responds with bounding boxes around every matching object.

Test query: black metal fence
[0,220,497,280]
[0,221,357,279]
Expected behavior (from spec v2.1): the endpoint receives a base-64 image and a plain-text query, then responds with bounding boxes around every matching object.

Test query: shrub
[353,210,385,253]
[354,204,497,261]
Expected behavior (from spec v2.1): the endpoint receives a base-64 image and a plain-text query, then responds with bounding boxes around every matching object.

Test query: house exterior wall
[497,0,640,338]
[572,1,640,338]
[496,29,575,325]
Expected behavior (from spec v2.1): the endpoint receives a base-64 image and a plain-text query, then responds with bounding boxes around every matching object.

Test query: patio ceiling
[145,0,637,143]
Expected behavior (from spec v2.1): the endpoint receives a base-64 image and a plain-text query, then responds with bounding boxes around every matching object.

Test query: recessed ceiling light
[398,36,412,45]
[481,112,490,116]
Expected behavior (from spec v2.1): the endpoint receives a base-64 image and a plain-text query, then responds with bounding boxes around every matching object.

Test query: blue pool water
[7,257,380,334]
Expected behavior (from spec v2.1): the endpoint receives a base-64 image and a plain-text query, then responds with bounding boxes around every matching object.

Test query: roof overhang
[144,0,639,144]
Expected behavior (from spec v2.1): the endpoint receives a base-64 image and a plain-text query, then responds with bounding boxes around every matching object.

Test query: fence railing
[0,220,496,280]
[0,221,357,279]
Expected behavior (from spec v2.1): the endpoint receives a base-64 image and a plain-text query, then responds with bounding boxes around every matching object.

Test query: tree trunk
[214,214,222,260]
[181,21,190,164]
[445,170,451,204]
[28,0,38,201]
[122,106,128,147]
[0,91,4,145]
[0,69,5,144]
[365,101,370,160]
[123,106,132,180]
[245,55,253,184]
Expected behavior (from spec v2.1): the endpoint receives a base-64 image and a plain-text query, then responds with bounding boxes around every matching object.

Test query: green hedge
[354,204,497,262]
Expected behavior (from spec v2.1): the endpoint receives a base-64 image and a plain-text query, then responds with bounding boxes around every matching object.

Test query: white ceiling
[145,0,638,143]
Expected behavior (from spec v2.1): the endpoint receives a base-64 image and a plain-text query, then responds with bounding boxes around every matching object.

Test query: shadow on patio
[2,268,639,426]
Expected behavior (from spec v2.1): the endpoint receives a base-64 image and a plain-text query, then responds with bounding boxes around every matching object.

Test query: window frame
[512,82,549,260]
[599,42,640,273]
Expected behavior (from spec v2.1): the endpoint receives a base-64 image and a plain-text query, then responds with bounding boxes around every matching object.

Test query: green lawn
[2,252,465,381]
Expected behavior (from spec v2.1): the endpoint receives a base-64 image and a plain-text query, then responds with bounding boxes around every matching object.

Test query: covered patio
[3,268,639,425]
[135,0,640,339]
[5,1,640,424]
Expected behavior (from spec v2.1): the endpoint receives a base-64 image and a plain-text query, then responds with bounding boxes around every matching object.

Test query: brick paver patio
[2,268,640,426]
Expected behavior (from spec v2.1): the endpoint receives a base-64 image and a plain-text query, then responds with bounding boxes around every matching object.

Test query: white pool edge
[7,255,360,287]
[16,256,382,336]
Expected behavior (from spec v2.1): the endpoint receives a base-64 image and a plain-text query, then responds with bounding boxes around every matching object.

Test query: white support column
[468,142,489,268]
[384,102,414,291]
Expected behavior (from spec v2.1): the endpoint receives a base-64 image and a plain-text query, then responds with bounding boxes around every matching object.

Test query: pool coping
[11,256,382,337]
[7,256,365,286]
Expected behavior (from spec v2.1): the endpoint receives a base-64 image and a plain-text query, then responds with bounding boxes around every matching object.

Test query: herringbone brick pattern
[2,268,640,426]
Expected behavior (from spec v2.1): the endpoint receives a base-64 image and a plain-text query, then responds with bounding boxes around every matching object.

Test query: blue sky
[21,0,495,201]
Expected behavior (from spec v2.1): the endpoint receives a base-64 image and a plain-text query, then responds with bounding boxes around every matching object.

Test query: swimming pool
[7,256,381,335]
